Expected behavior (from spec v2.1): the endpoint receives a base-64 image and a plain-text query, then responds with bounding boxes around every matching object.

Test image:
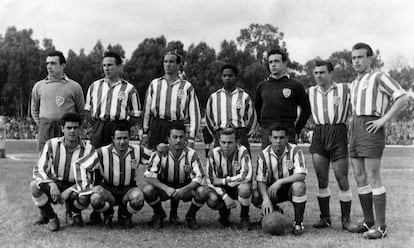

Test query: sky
[1,0,414,70]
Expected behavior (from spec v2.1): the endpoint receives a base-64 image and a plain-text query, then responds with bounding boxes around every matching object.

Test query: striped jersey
[143,77,200,141]
[85,78,141,121]
[308,81,350,125]
[206,145,252,195]
[350,70,407,116]
[256,144,306,184]
[206,87,257,136]
[33,137,94,185]
[144,147,204,185]
[75,144,151,192]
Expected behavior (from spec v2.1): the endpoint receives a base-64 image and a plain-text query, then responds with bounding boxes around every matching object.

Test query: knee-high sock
[317,188,330,218]
[292,195,307,225]
[358,185,374,226]
[372,186,386,227]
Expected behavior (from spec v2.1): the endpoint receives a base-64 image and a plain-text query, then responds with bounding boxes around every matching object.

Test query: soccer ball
[261,211,288,235]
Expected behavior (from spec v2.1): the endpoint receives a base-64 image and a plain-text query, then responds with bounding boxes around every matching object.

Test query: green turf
[0,143,413,248]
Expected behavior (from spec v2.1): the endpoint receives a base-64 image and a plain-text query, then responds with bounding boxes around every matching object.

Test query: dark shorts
[38,118,62,151]
[148,119,184,150]
[90,119,115,148]
[101,182,136,205]
[349,116,385,158]
[213,127,250,153]
[154,181,193,202]
[260,122,296,149]
[39,181,74,203]
[310,124,348,161]
[255,183,293,205]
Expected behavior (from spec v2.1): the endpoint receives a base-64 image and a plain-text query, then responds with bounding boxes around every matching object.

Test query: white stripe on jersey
[143,77,200,140]
[85,78,141,121]
[350,70,406,116]
[206,87,257,136]
[308,82,350,124]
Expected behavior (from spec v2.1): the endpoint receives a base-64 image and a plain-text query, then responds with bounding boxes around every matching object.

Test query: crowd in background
[2,116,413,145]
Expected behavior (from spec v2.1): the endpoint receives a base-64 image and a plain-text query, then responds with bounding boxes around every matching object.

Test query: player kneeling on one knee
[30,113,94,231]
[144,121,208,229]
[205,127,253,229]
[74,121,151,228]
[252,124,307,236]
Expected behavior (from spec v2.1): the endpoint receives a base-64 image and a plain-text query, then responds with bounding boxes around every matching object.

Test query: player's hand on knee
[166,187,177,198]
[49,182,61,203]
[262,197,273,216]
[223,195,236,209]
[141,134,148,146]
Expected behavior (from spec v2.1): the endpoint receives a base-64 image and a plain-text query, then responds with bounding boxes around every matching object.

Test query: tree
[237,23,286,60]
[124,36,167,102]
[106,43,125,58]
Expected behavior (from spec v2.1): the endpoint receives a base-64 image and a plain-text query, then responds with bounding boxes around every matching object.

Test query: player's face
[313,65,332,87]
[352,49,371,74]
[221,68,236,90]
[268,54,286,76]
[103,57,120,79]
[219,133,237,157]
[46,56,65,79]
[168,129,186,151]
[163,54,179,75]
[269,130,287,153]
[62,121,80,142]
[112,130,130,152]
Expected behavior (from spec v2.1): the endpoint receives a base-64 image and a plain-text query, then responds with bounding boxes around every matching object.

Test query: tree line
[0,24,412,120]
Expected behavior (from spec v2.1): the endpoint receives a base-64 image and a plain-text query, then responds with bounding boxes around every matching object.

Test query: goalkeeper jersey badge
[130,159,138,169]
[282,88,292,98]
[177,89,185,99]
[56,96,65,107]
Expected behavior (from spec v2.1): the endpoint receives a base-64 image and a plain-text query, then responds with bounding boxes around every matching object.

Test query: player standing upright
[308,60,353,231]
[255,49,310,147]
[142,51,200,150]
[205,64,257,152]
[348,43,408,239]
[31,51,85,151]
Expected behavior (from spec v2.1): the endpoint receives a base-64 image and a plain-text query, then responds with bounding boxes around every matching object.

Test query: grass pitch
[0,140,413,248]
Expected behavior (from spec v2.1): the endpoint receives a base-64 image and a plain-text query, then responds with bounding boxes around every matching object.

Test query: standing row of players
[30,42,408,240]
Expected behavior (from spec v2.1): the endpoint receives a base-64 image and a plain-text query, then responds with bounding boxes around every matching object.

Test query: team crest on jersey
[333,96,340,105]
[233,160,241,172]
[184,164,192,173]
[282,88,291,98]
[285,160,294,170]
[177,89,185,99]
[118,91,126,101]
[361,80,370,89]
[55,96,65,107]
[130,159,138,169]
[236,99,242,109]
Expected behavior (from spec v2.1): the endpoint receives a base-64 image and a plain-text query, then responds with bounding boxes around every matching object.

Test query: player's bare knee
[77,195,90,207]
[90,193,104,208]
[237,183,252,198]
[207,192,221,210]
[142,184,156,197]
[30,181,42,197]
[195,186,209,200]
[291,182,306,196]
[337,177,350,191]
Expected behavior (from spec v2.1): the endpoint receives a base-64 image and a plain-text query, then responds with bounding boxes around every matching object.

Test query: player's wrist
[222,194,229,200]
[221,178,227,185]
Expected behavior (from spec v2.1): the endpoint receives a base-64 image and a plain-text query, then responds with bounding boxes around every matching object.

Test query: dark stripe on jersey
[332,86,339,123]
[177,81,185,120]
[63,149,73,182]
[165,83,172,119]
[108,148,114,185]
[119,156,126,187]
[155,79,162,118]
[53,142,61,179]
[217,93,222,128]
[130,150,136,185]
[226,93,232,127]
[104,85,114,120]
[173,156,180,185]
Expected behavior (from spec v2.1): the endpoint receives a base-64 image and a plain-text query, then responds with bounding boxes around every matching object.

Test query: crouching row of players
[30,113,308,235]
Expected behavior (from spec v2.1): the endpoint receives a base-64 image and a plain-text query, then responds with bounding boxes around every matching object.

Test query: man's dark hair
[219,127,236,140]
[352,42,373,57]
[61,112,82,126]
[221,64,238,76]
[268,48,288,62]
[164,51,181,64]
[104,51,122,65]
[269,124,287,136]
[48,51,66,64]
[111,120,130,136]
[168,120,186,136]
[315,60,334,73]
